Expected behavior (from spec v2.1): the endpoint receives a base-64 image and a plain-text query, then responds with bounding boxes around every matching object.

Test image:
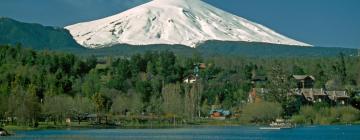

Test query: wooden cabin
[327,91,350,105]
[293,75,315,89]
[301,88,328,103]
[183,75,197,84]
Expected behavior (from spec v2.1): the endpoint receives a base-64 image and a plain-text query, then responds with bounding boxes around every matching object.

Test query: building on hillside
[198,63,207,69]
[209,109,231,120]
[293,75,315,89]
[183,63,208,84]
[247,75,350,105]
[183,75,197,84]
[251,76,267,86]
[327,91,350,105]
[301,88,328,103]
[209,105,231,120]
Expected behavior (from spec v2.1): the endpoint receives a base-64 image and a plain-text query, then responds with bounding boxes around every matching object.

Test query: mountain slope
[0,18,352,58]
[66,0,311,48]
[77,41,356,58]
[0,17,84,51]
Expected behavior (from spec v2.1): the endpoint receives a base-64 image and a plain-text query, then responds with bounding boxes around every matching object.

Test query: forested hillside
[78,41,357,57]
[0,45,359,127]
[0,17,85,51]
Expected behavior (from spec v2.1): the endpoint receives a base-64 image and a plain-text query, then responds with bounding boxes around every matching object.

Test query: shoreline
[4,121,360,131]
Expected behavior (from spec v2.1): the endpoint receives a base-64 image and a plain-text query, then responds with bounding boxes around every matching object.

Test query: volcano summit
[66,0,311,48]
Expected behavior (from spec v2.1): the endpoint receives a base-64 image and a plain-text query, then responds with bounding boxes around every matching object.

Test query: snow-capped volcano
[65,0,311,48]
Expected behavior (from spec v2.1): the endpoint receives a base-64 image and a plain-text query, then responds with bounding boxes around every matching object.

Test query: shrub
[241,102,282,124]
[335,106,360,123]
[291,115,306,124]
[298,106,317,124]
[292,106,360,125]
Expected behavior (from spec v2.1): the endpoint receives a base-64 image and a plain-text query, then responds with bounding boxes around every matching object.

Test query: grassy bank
[3,122,91,131]
[2,119,243,131]
[291,106,360,125]
[3,119,360,132]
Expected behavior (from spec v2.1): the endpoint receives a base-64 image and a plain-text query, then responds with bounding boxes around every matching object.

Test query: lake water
[5,125,360,140]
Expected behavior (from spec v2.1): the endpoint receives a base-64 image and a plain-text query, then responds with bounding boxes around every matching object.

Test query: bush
[299,106,317,123]
[335,106,360,123]
[291,115,306,124]
[291,106,360,125]
[241,102,282,124]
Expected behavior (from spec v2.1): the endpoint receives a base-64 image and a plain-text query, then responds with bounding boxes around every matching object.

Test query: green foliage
[292,106,360,125]
[335,106,360,123]
[0,18,84,51]
[161,83,184,117]
[111,95,131,115]
[42,95,73,124]
[241,102,282,124]
[72,41,357,58]
[1,45,360,127]
[82,70,101,97]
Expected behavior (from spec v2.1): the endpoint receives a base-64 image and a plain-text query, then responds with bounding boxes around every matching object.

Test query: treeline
[74,41,357,57]
[0,45,359,127]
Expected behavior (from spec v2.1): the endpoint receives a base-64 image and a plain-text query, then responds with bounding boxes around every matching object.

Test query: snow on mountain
[65,0,311,48]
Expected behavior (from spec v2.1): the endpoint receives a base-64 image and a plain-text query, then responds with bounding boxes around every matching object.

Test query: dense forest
[0,45,359,128]
[83,41,357,57]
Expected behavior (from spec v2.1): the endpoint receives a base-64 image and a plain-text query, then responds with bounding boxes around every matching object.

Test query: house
[209,109,231,120]
[301,88,328,103]
[327,91,350,105]
[183,75,197,84]
[247,75,349,105]
[183,63,208,84]
[293,75,315,89]
[251,76,267,86]
[209,105,231,120]
[198,63,207,69]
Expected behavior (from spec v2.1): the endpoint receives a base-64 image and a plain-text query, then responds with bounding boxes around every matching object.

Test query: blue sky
[0,0,359,48]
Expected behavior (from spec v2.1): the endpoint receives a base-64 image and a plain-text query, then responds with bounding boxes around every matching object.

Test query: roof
[198,63,207,69]
[293,75,315,81]
[327,91,349,100]
[302,91,314,101]
[288,88,302,96]
[302,88,326,96]
[209,109,231,116]
[301,88,327,101]
[252,76,267,81]
[312,89,326,96]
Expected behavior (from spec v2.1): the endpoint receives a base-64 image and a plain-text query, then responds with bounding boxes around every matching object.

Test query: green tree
[241,102,282,123]
[42,95,73,125]
[267,62,297,116]
[129,92,144,115]
[184,83,203,119]
[111,95,131,115]
[161,84,183,117]
[72,96,94,124]
[82,70,101,97]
